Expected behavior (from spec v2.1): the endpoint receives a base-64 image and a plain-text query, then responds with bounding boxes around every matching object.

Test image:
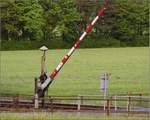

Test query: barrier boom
[40,4,107,95]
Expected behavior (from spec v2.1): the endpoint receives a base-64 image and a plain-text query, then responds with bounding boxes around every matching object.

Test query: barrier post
[39,3,108,95]
[34,78,39,109]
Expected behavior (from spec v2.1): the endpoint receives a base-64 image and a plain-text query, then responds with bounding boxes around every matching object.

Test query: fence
[0,94,149,116]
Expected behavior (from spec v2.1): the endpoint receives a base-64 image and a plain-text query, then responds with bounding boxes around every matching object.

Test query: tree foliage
[38,0,80,43]
[1,0,45,41]
[112,0,149,46]
[0,0,149,50]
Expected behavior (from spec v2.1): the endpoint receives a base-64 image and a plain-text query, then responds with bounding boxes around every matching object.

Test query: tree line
[1,0,149,50]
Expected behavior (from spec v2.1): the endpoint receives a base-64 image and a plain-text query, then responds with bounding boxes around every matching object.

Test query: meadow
[0,112,149,120]
[0,47,149,96]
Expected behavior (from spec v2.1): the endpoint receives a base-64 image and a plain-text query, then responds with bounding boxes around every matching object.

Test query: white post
[100,72,110,111]
[104,73,107,111]
[126,96,128,111]
[104,90,106,110]
[35,93,39,109]
[114,95,117,111]
[34,78,39,109]
[77,96,81,110]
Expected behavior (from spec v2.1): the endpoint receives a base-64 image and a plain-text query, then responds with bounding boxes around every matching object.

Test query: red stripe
[50,71,57,78]
[84,23,93,33]
[73,39,81,48]
[97,6,105,16]
[51,55,69,79]
[49,5,106,80]
[62,55,69,64]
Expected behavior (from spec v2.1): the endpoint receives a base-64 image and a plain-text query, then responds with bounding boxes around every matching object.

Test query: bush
[1,39,69,50]
[1,40,33,50]
[79,36,121,48]
[40,39,68,49]
[133,36,149,46]
[1,35,148,51]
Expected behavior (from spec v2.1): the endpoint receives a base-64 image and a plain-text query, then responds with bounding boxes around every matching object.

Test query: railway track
[0,97,149,114]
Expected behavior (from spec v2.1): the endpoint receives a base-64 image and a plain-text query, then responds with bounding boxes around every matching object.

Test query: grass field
[0,47,149,96]
[0,112,149,120]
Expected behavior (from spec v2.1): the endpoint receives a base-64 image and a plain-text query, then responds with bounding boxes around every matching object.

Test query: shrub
[1,39,68,50]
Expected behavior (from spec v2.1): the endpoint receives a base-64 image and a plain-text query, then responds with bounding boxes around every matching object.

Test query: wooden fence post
[50,97,53,112]
[107,99,110,116]
[81,96,83,105]
[41,97,45,108]
[127,96,131,116]
[13,95,19,108]
[139,93,142,105]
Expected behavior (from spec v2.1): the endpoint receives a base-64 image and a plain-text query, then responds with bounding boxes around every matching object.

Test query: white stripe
[74,43,77,48]
[41,77,52,90]
[67,47,75,56]
[64,55,68,59]
[91,16,99,25]
[79,32,87,41]
[56,62,63,71]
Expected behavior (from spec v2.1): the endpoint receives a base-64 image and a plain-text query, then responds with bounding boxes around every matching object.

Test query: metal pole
[40,46,48,78]
[34,77,39,109]
[39,46,48,101]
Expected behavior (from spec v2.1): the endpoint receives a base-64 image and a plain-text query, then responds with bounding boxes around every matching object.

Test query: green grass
[0,47,149,96]
[0,112,149,120]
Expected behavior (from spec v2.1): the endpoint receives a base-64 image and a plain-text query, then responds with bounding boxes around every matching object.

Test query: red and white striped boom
[40,4,107,93]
